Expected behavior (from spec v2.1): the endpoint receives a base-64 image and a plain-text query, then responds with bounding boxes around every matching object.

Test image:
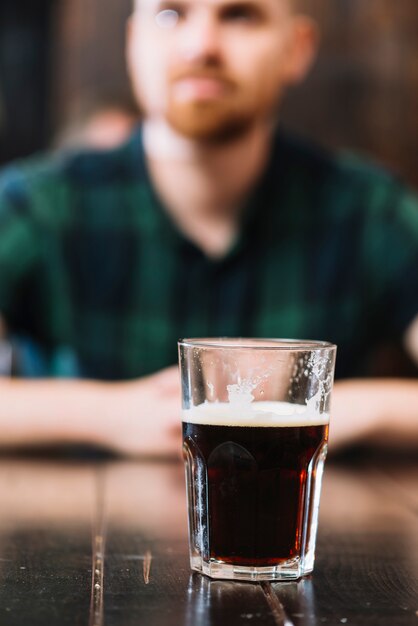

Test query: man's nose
[179,15,222,63]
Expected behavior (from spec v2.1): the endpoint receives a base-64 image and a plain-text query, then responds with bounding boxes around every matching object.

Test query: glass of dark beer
[179,338,336,581]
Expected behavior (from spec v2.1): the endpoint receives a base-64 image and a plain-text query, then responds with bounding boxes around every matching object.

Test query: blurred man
[0,0,417,455]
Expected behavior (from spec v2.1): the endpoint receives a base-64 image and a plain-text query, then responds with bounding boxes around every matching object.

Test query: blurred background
[0,0,417,186]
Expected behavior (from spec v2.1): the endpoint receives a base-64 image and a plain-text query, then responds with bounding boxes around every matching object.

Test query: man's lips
[171,77,232,101]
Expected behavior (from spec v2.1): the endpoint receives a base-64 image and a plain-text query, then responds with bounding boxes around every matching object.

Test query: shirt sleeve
[0,167,44,328]
[362,180,418,339]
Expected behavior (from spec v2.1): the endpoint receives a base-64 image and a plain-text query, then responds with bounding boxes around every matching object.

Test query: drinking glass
[179,338,336,581]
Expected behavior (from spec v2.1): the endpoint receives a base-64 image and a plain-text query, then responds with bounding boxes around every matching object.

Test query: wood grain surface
[0,456,416,625]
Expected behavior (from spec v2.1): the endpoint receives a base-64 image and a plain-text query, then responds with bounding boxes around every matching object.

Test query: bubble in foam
[227,380,256,405]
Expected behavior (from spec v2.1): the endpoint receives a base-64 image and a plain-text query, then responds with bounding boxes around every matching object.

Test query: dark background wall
[282,0,418,187]
[0,0,417,187]
[0,0,54,163]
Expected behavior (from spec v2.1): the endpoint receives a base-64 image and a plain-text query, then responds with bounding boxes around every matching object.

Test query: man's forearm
[0,366,182,456]
[0,375,416,454]
[369,379,418,446]
[330,378,418,450]
[0,378,116,448]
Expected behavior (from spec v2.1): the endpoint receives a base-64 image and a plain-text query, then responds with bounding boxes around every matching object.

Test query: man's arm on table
[0,366,182,457]
[330,314,418,451]
[0,316,417,456]
[330,378,418,451]
[0,371,417,457]
[0,370,416,456]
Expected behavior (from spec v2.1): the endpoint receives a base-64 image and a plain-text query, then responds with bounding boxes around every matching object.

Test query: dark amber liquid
[183,421,327,566]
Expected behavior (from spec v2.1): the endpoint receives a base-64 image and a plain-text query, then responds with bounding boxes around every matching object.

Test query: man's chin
[166,105,253,144]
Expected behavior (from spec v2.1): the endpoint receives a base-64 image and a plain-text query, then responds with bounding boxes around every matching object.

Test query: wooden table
[0,452,416,626]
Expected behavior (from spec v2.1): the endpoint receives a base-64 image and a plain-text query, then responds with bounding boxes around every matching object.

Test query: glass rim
[178,337,336,351]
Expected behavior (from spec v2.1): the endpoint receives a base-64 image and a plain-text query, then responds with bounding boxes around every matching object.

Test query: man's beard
[163,67,265,144]
[165,96,256,144]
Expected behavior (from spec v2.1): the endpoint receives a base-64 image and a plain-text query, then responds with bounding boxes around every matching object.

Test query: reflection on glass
[185,574,317,626]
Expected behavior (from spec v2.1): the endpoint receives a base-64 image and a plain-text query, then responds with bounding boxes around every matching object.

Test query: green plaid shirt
[0,128,417,379]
